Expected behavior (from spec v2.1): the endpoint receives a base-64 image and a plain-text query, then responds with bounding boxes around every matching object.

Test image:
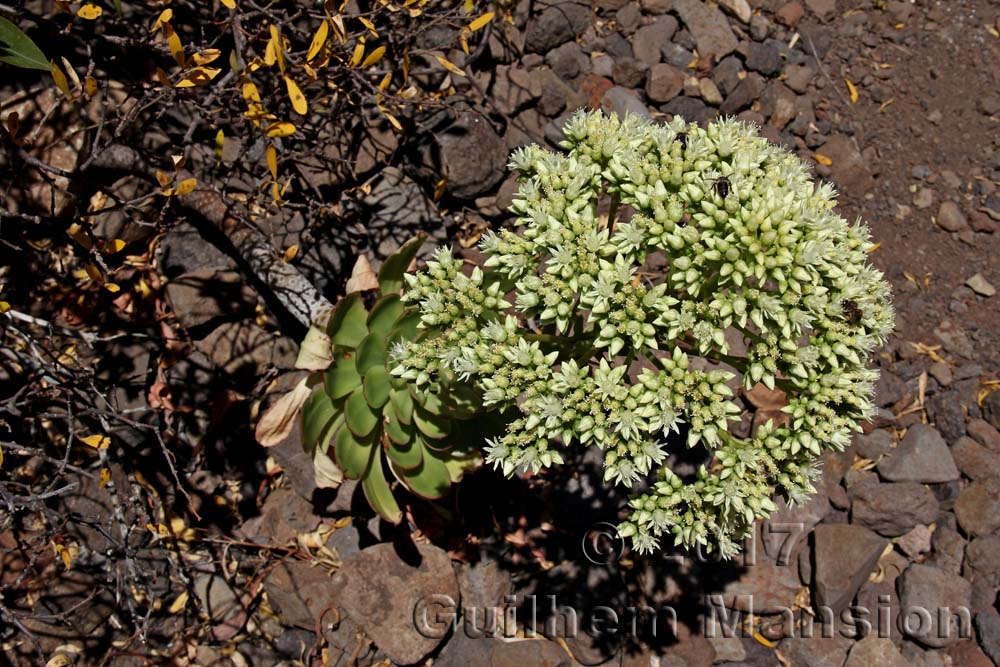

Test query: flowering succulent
[394,110,893,557]
[297,237,484,523]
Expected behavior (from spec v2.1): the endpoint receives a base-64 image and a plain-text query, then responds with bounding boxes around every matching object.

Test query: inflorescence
[390,110,894,558]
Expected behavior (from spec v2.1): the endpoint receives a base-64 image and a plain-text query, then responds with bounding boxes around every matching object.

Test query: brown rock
[936,201,970,232]
[812,524,888,614]
[645,63,686,103]
[968,419,1000,452]
[954,479,1000,536]
[331,543,460,665]
[775,2,806,27]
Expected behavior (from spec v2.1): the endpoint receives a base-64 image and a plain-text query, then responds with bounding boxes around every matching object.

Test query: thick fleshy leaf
[363,364,391,408]
[363,458,403,524]
[378,234,426,295]
[389,388,413,425]
[384,400,414,445]
[355,333,386,375]
[415,389,444,416]
[295,324,333,371]
[345,387,378,437]
[325,350,362,399]
[314,447,345,488]
[413,406,451,440]
[443,449,482,483]
[334,425,375,478]
[255,377,311,447]
[386,433,422,470]
[327,293,368,348]
[396,443,451,499]
[389,311,421,344]
[302,387,336,449]
[367,294,404,338]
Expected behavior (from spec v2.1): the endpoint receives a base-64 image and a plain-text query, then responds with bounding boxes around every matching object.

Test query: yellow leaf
[151,8,172,32]
[282,244,299,262]
[468,11,494,32]
[103,282,120,293]
[80,434,110,449]
[154,67,171,87]
[378,72,392,90]
[155,170,171,187]
[349,37,366,67]
[266,144,278,179]
[192,49,222,66]
[53,543,73,570]
[845,78,859,104]
[878,98,895,113]
[284,76,308,115]
[380,106,402,131]
[164,25,185,67]
[433,178,446,201]
[269,24,285,73]
[176,67,222,87]
[215,128,225,163]
[460,31,469,54]
[220,0,236,7]
[85,75,98,96]
[242,80,261,101]
[434,54,466,77]
[61,56,81,94]
[358,16,378,37]
[77,4,103,19]
[264,121,296,137]
[0,446,3,468]
[330,14,347,44]
[264,38,277,66]
[168,591,189,614]
[107,238,126,253]
[99,468,111,487]
[175,178,197,195]
[361,45,385,68]
[813,153,833,166]
[307,20,329,61]
[51,61,72,97]
[752,631,775,648]
[84,264,103,282]
[271,180,283,204]
[868,241,881,254]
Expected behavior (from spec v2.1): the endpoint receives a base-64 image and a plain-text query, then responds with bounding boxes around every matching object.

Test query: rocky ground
[6,0,1000,666]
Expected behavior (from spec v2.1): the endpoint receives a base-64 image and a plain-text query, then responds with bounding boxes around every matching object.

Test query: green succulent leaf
[386,433,423,470]
[335,425,376,479]
[363,364,391,408]
[355,333,387,375]
[395,443,451,499]
[301,388,336,450]
[345,387,379,437]
[363,457,403,524]
[388,311,421,344]
[413,406,451,440]
[325,350,363,399]
[378,233,426,295]
[367,294,404,338]
[327,293,369,348]
[390,389,414,425]
[384,400,414,445]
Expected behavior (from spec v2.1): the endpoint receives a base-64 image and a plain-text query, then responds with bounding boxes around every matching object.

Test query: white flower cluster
[392,110,894,557]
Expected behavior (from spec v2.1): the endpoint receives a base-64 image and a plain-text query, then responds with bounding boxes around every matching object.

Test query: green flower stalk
[393,110,893,557]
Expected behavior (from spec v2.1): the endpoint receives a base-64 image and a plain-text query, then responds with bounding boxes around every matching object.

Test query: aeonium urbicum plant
[390,109,894,558]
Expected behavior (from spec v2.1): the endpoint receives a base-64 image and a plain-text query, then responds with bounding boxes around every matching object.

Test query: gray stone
[927,521,967,576]
[632,16,678,66]
[331,543,460,664]
[493,66,541,116]
[851,481,939,536]
[966,273,996,297]
[854,429,893,459]
[613,57,648,88]
[812,523,888,614]
[877,424,959,483]
[933,319,974,359]
[601,86,652,119]
[955,478,1000,537]
[616,2,642,33]
[662,95,715,126]
[975,612,1000,664]
[929,362,953,386]
[749,14,771,41]
[713,56,743,97]
[437,113,507,199]
[897,524,934,559]
[845,635,907,667]
[698,78,723,106]
[778,636,851,667]
[746,41,784,77]
[707,636,746,662]
[720,73,765,115]
[165,269,256,330]
[875,370,907,407]
[718,0,752,24]
[817,134,873,194]
[914,187,935,209]
[936,201,969,232]
[265,560,336,630]
[759,81,797,129]
[968,419,1000,452]
[805,0,838,21]
[898,563,972,648]
[952,437,1000,482]
[546,41,589,80]
[784,63,815,93]
[926,390,968,443]
[524,2,590,53]
[645,63,685,103]
[672,0,739,60]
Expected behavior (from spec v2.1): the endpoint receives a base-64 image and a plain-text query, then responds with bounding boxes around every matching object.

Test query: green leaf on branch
[0,17,50,71]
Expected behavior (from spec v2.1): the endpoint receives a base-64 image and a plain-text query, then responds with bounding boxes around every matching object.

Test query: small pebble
[966,273,996,297]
